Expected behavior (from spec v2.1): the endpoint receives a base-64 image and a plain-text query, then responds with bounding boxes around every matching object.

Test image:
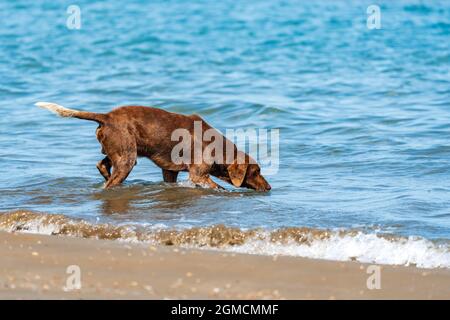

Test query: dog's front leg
[188,165,224,190]
[190,174,224,190]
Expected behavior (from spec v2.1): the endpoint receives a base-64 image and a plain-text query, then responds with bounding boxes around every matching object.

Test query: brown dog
[35,102,271,192]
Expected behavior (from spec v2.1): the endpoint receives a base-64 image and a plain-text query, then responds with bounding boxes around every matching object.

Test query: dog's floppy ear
[227,160,248,187]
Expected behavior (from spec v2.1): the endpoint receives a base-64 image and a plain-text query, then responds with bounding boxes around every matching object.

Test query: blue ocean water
[0,0,449,247]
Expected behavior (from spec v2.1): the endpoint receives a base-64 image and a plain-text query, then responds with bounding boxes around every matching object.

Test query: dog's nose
[266,184,271,191]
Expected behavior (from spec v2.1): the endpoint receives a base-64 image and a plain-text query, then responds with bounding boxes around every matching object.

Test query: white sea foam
[222,231,450,269]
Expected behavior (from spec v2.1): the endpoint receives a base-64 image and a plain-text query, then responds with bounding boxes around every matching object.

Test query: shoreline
[1,210,449,269]
[1,231,449,299]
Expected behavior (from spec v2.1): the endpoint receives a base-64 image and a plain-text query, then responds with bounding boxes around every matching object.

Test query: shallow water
[1,1,450,266]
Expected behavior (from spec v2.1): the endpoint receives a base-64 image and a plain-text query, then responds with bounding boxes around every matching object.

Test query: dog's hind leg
[97,157,112,181]
[97,127,137,189]
[162,169,178,183]
[104,153,137,189]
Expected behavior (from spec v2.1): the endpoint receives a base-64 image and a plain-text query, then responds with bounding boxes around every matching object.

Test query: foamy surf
[1,210,449,269]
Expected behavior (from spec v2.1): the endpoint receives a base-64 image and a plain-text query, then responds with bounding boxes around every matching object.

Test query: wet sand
[0,231,449,299]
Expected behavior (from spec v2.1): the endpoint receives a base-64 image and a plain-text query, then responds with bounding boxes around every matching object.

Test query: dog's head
[227,152,271,192]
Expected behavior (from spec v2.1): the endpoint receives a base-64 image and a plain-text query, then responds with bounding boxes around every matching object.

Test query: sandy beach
[0,231,449,299]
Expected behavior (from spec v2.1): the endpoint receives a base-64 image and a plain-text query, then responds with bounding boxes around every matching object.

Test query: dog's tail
[35,102,106,124]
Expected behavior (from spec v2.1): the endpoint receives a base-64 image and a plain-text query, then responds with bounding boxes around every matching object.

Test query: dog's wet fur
[35,102,271,192]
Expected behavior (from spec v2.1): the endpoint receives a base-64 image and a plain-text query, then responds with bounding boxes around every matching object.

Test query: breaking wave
[1,210,449,269]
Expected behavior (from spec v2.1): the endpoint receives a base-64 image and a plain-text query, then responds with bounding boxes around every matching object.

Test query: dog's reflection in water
[93,181,254,217]
[94,182,220,216]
